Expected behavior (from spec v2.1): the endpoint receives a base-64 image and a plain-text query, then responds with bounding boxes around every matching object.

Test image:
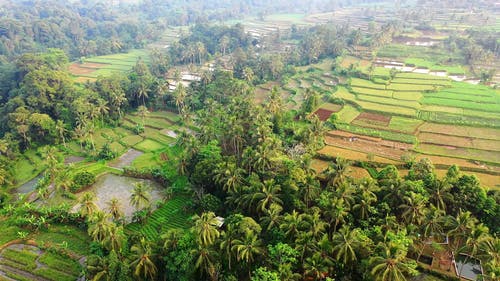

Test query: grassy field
[350,78,386,90]
[351,87,393,98]
[336,104,360,123]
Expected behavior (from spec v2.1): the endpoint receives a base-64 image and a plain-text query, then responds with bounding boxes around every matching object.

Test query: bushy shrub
[133,124,145,134]
[200,193,222,213]
[71,171,96,192]
[97,143,117,160]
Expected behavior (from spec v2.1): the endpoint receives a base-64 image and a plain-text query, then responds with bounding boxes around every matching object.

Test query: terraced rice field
[307,56,500,175]
[69,49,151,82]
[0,244,82,281]
[126,196,193,241]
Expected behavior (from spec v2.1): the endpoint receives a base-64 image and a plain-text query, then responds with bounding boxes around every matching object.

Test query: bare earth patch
[313,108,334,121]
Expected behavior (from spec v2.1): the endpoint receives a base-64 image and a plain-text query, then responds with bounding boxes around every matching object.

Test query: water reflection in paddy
[88,174,164,219]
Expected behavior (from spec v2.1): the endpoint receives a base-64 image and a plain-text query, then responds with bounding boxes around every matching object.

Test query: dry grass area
[324,134,410,161]
[340,56,371,68]
[318,145,399,164]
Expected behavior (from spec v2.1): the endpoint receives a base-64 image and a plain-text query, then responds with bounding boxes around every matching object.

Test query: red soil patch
[356,112,391,125]
[69,64,96,75]
[313,108,334,121]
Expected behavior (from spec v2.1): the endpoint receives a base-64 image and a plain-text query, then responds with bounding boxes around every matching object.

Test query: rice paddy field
[69,49,151,83]
[125,196,193,241]
[259,55,499,188]
[0,223,89,281]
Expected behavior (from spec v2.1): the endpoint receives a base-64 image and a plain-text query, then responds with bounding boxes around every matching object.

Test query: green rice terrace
[69,49,151,83]
[2,108,195,280]
[255,56,500,189]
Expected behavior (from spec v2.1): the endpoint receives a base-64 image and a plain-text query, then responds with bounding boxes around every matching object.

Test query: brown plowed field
[355,112,391,126]
[313,108,334,121]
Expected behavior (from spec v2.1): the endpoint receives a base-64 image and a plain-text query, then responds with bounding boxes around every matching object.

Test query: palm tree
[192,244,217,280]
[370,242,414,281]
[243,67,254,83]
[353,190,377,221]
[96,100,110,125]
[130,237,157,280]
[295,231,316,263]
[399,192,427,225]
[219,224,237,271]
[252,142,275,173]
[137,81,149,106]
[137,105,149,126]
[260,203,283,231]
[421,205,446,239]
[302,181,320,208]
[480,237,499,268]
[55,169,73,194]
[162,229,183,252]
[173,83,187,113]
[427,179,452,211]
[106,198,123,221]
[323,158,351,188]
[110,91,127,119]
[88,211,111,243]
[219,35,230,55]
[195,41,206,64]
[324,197,349,233]
[335,181,356,208]
[192,212,221,246]
[251,179,283,213]
[55,120,67,147]
[308,114,326,140]
[304,252,332,280]
[104,223,124,253]
[305,209,327,239]
[43,146,60,188]
[448,210,478,253]
[232,230,264,278]
[130,182,151,210]
[458,224,491,277]
[79,192,98,217]
[214,162,244,193]
[280,210,306,241]
[332,226,361,264]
